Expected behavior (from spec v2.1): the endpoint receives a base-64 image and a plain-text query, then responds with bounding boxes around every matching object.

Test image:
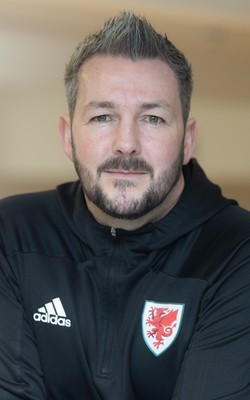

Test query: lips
[105,170,147,178]
[97,156,154,178]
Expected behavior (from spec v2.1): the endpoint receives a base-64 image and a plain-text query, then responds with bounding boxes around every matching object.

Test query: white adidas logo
[33,297,71,327]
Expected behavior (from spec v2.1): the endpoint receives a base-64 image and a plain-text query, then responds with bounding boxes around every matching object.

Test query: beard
[71,140,184,220]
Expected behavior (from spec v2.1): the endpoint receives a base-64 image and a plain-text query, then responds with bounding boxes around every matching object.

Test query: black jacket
[0,160,250,399]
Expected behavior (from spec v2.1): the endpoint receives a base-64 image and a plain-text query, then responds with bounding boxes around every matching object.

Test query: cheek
[145,137,181,168]
[74,135,109,168]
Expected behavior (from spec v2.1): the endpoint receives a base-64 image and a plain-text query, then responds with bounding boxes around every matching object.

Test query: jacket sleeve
[172,240,250,399]
[0,244,47,399]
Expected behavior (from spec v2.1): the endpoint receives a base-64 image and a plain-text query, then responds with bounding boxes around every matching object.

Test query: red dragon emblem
[142,301,185,356]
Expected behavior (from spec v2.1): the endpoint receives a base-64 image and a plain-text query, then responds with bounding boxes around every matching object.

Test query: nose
[112,120,141,156]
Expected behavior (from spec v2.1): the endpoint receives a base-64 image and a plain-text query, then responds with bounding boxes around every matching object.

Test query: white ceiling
[1,0,250,99]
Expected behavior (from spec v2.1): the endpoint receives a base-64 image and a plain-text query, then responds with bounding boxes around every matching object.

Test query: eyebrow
[84,101,116,111]
[84,100,171,111]
[139,101,171,111]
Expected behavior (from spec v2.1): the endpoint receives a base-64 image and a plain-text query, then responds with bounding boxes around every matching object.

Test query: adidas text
[33,313,71,327]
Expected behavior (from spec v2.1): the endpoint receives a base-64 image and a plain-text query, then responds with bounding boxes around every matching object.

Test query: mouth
[105,170,148,179]
[97,156,154,179]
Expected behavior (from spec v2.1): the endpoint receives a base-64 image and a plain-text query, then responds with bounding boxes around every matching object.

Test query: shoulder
[0,189,58,223]
[208,204,250,243]
[0,189,59,253]
[179,204,250,282]
[0,182,85,262]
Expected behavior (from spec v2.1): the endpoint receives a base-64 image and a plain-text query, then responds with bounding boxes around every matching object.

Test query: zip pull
[110,227,117,239]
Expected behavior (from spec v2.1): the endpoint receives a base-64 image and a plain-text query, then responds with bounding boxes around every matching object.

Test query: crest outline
[142,300,185,357]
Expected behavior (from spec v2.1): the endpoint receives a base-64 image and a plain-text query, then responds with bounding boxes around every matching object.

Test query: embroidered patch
[142,300,185,356]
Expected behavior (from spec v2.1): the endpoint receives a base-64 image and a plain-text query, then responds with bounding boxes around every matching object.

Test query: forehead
[78,55,179,94]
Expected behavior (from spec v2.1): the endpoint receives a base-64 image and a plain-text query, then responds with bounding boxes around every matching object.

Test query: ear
[183,117,197,165]
[59,114,73,161]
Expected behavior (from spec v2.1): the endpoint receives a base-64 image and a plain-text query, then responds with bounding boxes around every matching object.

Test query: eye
[91,114,111,123]
[145,115,164,125]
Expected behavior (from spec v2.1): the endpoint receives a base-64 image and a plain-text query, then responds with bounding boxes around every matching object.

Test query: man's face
[60,55,196,223]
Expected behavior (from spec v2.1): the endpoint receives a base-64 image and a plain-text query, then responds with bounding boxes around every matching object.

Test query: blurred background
[1,0,249,209]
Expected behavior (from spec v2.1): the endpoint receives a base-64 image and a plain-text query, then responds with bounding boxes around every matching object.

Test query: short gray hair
[64,11,193,124]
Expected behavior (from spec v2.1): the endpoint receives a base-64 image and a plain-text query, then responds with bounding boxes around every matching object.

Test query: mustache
[97,156,154,177]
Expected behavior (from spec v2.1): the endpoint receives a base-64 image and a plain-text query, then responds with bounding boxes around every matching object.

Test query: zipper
[97,226,119,378]
[110,226,117,239]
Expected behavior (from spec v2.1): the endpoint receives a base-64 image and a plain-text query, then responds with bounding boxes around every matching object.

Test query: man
[0,11,249,400]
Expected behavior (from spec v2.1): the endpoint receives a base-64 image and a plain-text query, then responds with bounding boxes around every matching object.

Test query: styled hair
[64,11,193,123]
